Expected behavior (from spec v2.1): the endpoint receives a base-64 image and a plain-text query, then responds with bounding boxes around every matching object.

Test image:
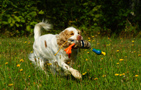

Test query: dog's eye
[78,32,80,34]
[71,33,74,35]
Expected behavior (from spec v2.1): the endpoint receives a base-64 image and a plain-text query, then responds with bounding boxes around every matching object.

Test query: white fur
[29,22,82,79]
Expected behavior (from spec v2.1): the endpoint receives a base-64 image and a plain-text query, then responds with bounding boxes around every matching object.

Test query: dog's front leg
[61,62,82,79]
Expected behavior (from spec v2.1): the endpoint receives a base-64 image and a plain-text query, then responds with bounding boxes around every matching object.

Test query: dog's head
[57,27,83,47]
[64,27,83,40]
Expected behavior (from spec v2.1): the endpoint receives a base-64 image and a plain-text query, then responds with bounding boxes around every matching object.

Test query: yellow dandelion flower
[115,73,119,76]
[88,40,91,42]
[119,74,123,76]
[39,84,42,87]
[106,44,111,46]
[122,73,125,75]
[8,83,13,87]
[135,75,139,77]
[28,75,31,78]
[119,59,124,62]
[88,37,90,39]
[132,40,134,43]
[132,44,134,46]
[92,40,95,42]
[92,36,94,38]
[116,63,119,65]
[86,59,88,61]
[87,52,89,54]
[20,69,23,72]
[102,75,106,77]
[82,72,87,75]
[24,41,27,43]
[97,43,100,45]
[138,54,141,57]
[5,62,8,65]
[20,59,24,62]
[17,64,20,67]
[116,50,119,52]
[47,63,52,66]
[94,78,98,80]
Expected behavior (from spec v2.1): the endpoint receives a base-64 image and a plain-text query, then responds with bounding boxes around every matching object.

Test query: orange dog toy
[64,43,75,58]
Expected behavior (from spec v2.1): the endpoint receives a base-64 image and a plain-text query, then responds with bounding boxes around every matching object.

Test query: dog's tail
[34,22,51,40]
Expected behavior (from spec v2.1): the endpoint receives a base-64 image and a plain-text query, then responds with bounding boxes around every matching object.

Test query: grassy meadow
[0,36,140,90]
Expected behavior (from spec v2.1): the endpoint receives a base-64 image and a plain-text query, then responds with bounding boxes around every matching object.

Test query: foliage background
[0,0,140,37]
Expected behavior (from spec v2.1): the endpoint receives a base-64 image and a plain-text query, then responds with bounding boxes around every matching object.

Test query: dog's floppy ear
[57,30,73,47]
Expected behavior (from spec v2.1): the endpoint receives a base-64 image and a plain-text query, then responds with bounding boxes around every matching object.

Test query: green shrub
[45,0,102,35]
[0,0,44,37]
[0,0,140,37]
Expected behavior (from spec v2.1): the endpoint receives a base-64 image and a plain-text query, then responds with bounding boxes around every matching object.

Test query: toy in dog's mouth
[64,39,91,58]
[68,39,91,49]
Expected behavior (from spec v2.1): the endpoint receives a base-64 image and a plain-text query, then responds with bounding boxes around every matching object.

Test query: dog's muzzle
[77,35,83,40]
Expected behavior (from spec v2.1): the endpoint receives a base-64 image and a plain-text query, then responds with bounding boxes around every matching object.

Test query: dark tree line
[0,0,140,37]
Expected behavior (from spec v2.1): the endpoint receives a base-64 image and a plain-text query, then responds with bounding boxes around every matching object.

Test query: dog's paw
[71,69,82,79]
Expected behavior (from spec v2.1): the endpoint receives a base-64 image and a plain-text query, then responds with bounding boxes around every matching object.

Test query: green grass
[0,36,140,90]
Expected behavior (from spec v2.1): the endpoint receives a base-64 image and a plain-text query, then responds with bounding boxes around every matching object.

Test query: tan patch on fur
[76,29,82,40]
[57,30,74,47]
[54,61,59,67]
[65,66,68,69]
[44,40,47,48]
[77,29,81,35]
[34,58,36,61]
[60,55,61,59]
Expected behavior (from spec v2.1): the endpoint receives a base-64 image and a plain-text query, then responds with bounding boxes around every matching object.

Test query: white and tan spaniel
[29,22,83,79]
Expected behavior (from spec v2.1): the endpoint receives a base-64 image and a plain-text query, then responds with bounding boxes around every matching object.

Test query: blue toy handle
[92,48,101,55]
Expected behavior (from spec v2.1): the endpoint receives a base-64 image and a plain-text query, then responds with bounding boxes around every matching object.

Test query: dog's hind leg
[29,52,47,74]
[29,53,36,65]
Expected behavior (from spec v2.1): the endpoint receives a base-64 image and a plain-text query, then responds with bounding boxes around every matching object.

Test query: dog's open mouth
[68,39,91,49]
